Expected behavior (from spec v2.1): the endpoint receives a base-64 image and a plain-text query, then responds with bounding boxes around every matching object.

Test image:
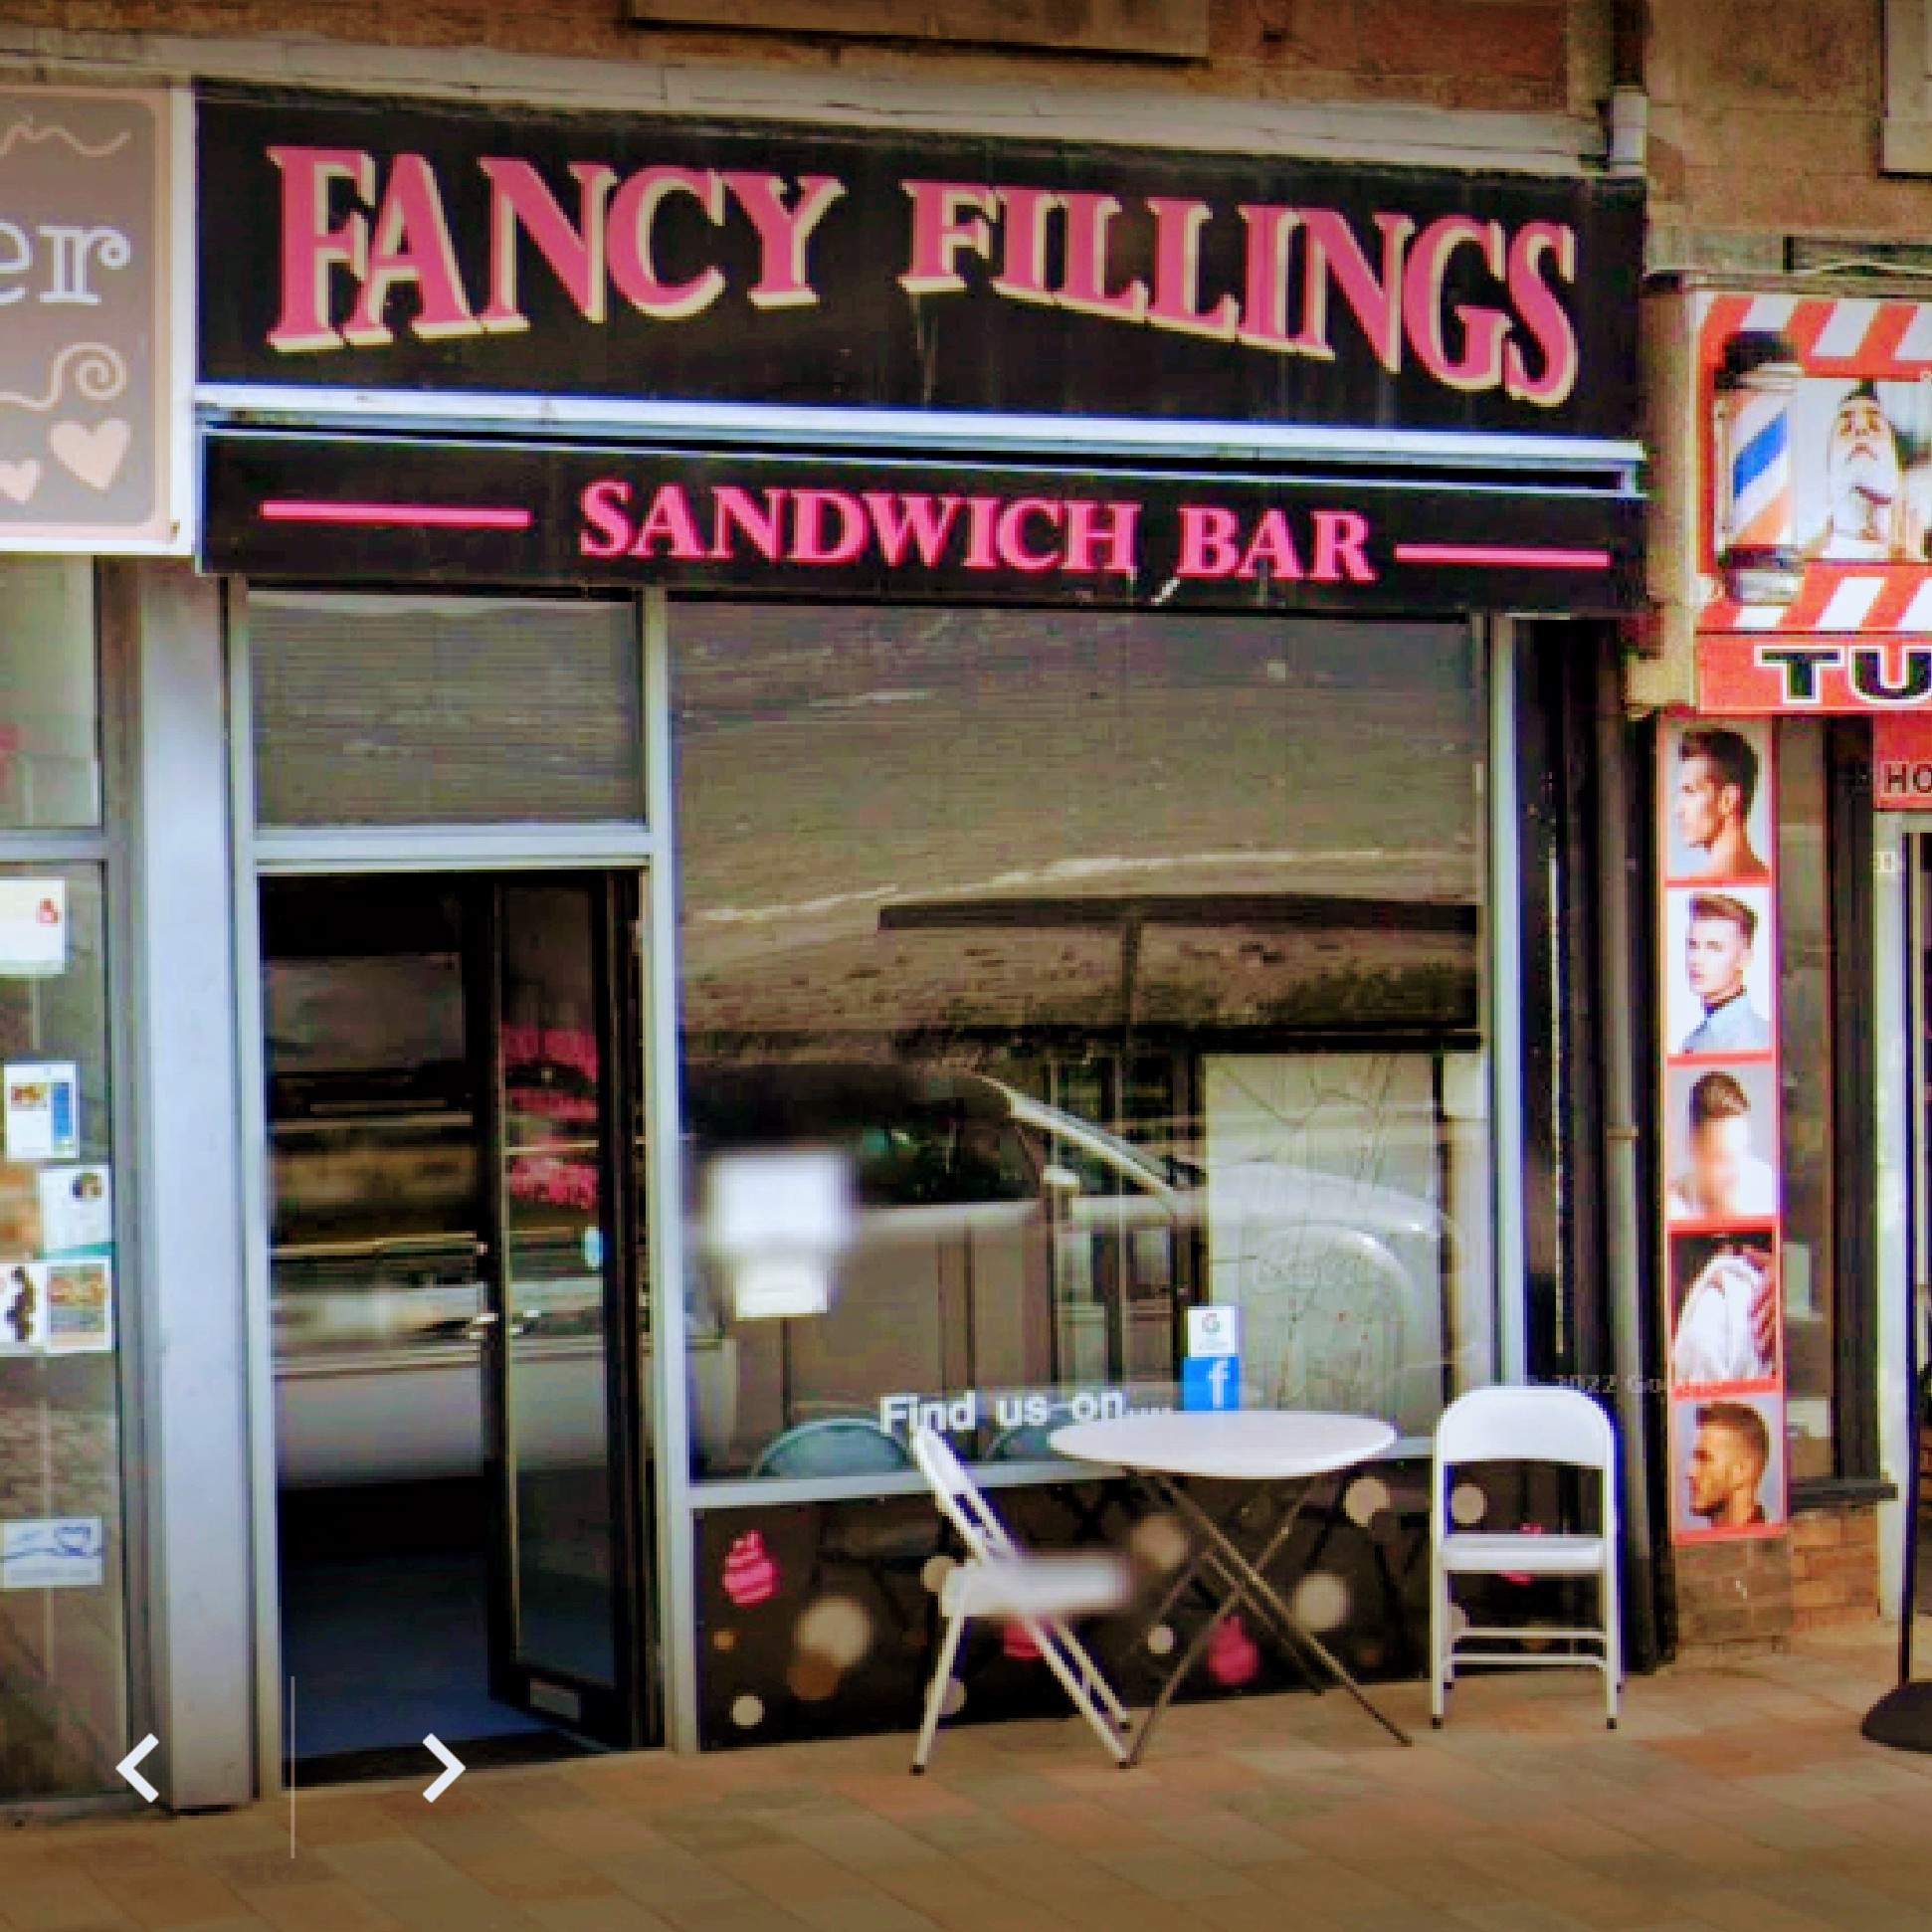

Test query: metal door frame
[479,872,651,1746]
[228,584,699,1787]
[1886,820,1925,1653]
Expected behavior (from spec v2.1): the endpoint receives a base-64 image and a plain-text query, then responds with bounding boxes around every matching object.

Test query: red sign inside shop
[1873,712,1932,810]
[1696,290,1932,710]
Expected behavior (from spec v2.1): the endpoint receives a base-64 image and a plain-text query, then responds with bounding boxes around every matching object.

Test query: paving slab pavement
[3,1624,1930,1932]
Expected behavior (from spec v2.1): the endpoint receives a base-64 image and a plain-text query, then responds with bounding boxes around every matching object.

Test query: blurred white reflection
[703,1148,856,1321]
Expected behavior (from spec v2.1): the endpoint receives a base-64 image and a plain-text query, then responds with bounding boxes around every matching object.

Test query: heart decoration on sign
[0,459,39,504]
[49,417,129,491]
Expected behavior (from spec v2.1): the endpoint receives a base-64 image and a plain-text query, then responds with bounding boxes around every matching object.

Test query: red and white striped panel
[1697,290,1932,376]
[1701,563,1932,634]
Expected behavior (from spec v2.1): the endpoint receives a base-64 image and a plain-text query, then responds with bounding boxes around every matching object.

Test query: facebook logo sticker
[1182,1355,1242,1412]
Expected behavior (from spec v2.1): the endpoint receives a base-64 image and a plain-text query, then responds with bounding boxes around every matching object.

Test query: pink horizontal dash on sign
[260,500,532,530]
[1393,542,1612,570]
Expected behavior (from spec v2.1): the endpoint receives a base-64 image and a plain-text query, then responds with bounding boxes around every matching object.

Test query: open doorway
[264,872,654,1779]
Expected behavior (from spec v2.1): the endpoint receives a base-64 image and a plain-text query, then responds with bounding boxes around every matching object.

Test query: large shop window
[674,606,1493,1480]
[0,562,123,1799]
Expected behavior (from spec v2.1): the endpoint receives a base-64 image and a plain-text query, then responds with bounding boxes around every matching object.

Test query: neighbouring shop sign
[0,87,187,552]
[1654,716,1789,1545]
[1872,713,1932,809]
[196,90,1642,442]
[1697,290,1932,712]
[202,433,1641,612]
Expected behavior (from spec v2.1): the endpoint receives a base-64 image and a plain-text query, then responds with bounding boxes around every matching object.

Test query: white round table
[1050,1408,1411,1760]
[1051,1410,1396,1483]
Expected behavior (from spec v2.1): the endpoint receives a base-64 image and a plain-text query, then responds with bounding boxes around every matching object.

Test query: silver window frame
[0,562,137,1815]
[667,607,1516,1507]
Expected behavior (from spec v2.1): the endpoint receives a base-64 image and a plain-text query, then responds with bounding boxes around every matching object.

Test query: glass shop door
[481,873,651,1745]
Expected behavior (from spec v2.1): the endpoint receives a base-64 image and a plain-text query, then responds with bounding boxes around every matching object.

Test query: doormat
[290,1728,604,1788]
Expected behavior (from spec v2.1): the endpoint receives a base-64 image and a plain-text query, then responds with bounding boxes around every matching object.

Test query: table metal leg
[1150,1478,1338,1687]
[1140,1496,1319,1685]
[1128,1475,1414,1764]
[1127,1480,1315,1766]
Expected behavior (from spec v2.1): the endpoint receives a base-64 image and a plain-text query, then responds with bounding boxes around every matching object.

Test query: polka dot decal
[1290,1571,1351,1633]
[794,1595,873,1671]
[1343,1475,1391,1527]
[1129,1512,1190,1575]
[786,1655,844,1702]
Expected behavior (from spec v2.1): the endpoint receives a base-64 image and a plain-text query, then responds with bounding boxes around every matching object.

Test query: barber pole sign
[1696,290,1932,712]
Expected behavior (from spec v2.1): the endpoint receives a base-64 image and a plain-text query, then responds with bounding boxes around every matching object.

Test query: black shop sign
[197,90,1642,441]
[203,434,1641,613]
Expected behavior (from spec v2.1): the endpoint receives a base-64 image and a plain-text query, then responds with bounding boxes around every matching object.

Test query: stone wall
[1647,0,1927,256]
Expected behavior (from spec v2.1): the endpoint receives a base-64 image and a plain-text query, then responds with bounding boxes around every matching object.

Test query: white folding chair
[1431,1385,1623,1729]
[909,1425,1131,1772]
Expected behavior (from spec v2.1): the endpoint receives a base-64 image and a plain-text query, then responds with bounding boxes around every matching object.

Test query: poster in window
[0,1259,46,1354]
[0,879,66,977]
[37,1164,110,1256]
[1661,887,1775,1059]
[0,1516,103,1590]
[43,1256,111,1354]
[1668,1233,1780,1391]
[3,1062,78,1160]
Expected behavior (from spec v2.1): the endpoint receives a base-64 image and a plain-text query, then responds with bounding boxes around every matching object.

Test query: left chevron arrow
[422,1733,466,1803]
[115,1734,159,1804]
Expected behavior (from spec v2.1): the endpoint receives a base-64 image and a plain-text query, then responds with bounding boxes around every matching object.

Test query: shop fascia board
[195,387,1643,491]
[0,27,1600,177]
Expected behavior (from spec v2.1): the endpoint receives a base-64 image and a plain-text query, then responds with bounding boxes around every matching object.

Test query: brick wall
[1671,1504,1882,1659]
[0,0,1590,116]
[1790,1504,1883,1635]
[1671,1534,1795,1654]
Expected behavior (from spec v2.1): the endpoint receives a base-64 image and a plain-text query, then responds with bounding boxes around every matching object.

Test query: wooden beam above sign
[622,0,1211,61]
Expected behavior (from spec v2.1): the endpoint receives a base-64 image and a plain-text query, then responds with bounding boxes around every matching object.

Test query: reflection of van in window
[684,1063,1450,1472]
[272,1053,1449,1488]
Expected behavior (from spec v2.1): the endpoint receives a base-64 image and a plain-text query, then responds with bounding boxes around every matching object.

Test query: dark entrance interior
[264,871,652,1779]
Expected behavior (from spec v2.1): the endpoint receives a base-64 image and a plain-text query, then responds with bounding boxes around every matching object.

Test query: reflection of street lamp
[703,1149,856,1321]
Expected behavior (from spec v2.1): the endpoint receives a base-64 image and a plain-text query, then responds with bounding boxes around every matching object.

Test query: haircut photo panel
[1661,718,1774,886]
[1663,884,1776,1060]
[1664,1061,1780,1225]
[1669,1232,1780,1391]
[1672,1390,1787,1541]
